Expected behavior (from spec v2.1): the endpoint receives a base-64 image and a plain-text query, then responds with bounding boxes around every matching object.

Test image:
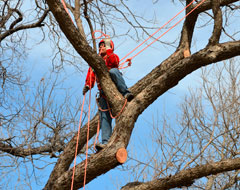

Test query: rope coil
[92,30,110,39]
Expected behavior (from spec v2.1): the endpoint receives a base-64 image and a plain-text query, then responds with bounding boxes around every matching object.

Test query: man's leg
[109,68,133,101]
[99,96,112,144]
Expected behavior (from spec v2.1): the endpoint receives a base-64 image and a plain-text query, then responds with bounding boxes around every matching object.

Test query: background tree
[129,59,240,190]
[1,0,240,189]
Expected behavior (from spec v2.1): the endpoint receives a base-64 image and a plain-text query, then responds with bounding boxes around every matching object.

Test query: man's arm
[83,67,96,95]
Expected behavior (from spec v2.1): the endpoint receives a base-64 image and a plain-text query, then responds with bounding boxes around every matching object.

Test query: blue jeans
[99,68,130,144]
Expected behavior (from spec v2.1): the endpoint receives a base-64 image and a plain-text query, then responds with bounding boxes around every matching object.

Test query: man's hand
[104,38,111,50]
[126,58,132,66]
[83,86,89,95]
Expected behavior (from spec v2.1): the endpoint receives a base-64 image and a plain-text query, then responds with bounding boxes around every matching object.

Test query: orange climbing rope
[69,72,93,190]
[107,99,128,119]
[60,0,74,23]
[119,0,207,69]
[96,97,128,119]
[70,90,92,190]
[71,94,86,190]
[83,85,92,190]
[118,0,196,67]
[92,30,110,39]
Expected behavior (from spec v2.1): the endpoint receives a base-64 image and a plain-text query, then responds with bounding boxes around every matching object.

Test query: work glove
[82,86,89,95]
[104,38,111,50]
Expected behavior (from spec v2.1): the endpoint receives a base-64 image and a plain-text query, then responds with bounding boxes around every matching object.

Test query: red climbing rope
[71,94,86,190]
[96,96,128,119]
[119,0,207,69]
[107,99,128,119]
[83,85,92,190]
[70,73,93,190]
[119,0,196,67]
[61,0,74,23]
[92,30,110,39]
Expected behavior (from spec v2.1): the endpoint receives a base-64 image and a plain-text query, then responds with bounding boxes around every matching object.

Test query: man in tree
[82,38,134,150]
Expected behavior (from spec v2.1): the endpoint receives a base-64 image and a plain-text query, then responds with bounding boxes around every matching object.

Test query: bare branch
[0,9,49,42]
[207,0,223,46]
[121,157,240,190]
[0,141,61,158]
[83,0,97,51]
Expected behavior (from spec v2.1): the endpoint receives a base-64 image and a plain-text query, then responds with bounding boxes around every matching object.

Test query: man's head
[99,39,114,56]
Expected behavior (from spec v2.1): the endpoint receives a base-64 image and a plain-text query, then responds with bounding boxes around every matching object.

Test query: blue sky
[3,0,240,189]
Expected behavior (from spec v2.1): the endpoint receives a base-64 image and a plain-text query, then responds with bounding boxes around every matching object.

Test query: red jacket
[85,49,120,90]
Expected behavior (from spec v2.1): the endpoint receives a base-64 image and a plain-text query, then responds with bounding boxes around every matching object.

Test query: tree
[178,60,240,189]
[1,0,240,189]
[133,59,240,190]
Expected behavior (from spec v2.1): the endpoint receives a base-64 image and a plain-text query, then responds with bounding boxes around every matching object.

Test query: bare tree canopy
[1,0,240,189]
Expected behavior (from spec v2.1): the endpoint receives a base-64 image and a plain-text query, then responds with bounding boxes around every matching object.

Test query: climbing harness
[59,0,208,189]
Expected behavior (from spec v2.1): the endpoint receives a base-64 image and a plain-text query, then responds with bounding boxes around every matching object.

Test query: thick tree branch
[193,0,239,13]
[0,141,60,157]
[132,41,240,115]
[121,157,240,190]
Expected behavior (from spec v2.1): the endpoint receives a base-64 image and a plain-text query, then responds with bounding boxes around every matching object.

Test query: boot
[124,92,134,102]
